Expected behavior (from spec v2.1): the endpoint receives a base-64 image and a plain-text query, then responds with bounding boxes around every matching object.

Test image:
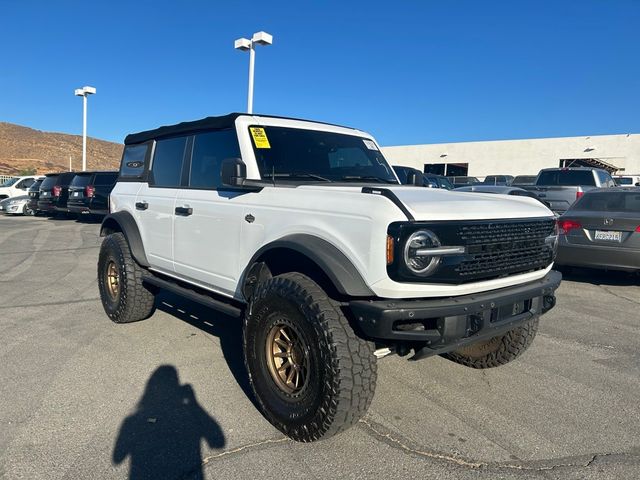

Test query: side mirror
[406,171,424,186]
[221,158,247,187]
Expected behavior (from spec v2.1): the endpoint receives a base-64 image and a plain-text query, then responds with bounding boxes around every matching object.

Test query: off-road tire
[442,317,539,369]
[244,272,377,442]
[98,232,156,323]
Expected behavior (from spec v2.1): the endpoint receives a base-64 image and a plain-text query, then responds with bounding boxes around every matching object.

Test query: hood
[298,184,553,221]
[386,186,553,220]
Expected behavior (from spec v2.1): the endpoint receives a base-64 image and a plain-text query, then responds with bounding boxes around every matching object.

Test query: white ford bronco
[98,113,561,442]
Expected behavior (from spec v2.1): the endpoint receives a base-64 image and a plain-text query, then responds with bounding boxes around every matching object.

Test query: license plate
[595,230,622,242]
[73,192,79,197]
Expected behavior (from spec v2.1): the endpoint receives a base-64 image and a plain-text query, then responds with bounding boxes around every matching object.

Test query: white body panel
[110,115,556,302]
[0,176,38,199]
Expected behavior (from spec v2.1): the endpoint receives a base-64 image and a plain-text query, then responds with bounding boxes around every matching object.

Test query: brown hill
[0,122,123,175]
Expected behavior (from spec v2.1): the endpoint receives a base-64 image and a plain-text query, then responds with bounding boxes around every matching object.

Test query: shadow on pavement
[557,265,640,286]
[113,365,225,480]
[155,291,257,407]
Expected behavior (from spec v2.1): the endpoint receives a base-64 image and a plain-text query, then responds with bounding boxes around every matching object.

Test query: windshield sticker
[363,139,378,151]
[250,127,271,149]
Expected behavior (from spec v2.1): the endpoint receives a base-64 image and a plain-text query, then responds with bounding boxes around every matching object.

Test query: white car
[97,113,561,442]
[0,195,34,215]
[0,176,41,199]
[613,175,640,187]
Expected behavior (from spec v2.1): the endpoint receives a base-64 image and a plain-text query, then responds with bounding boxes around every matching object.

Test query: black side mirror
[221,158,247,187]
[406,171,423,186]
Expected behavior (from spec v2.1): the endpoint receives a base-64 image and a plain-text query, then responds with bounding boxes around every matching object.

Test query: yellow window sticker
[250,127,271,149]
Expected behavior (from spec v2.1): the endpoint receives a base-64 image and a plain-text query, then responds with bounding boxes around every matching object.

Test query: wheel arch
[100,211,149,267]
[241,234,374,301]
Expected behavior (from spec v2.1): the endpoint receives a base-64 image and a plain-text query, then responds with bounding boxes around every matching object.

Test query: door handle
[135,201,148,210]
[175,206,193,216]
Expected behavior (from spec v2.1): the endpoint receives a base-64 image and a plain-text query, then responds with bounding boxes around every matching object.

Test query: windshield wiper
[339,175,397,184]
[264,173,332,182]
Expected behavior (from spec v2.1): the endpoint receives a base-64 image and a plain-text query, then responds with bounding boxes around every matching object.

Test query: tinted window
[512,175,536,185]
[438,177,454,189]
[120,144,148,177]
[537,170,596,186]
[17,178,35,189]
[29,180,43,192]
[94,172,118,185]
[573,191,640,213]
[57,173,76,186]
[616,177,633,185]
[71,174,92,187]
[152,137,187,187]
[189,130,240,189]
[1,177,18,187]
[250,126,396,183]
[40,175,59,190]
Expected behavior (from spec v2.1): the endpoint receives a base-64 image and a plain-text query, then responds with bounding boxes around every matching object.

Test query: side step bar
[143,275,243,318]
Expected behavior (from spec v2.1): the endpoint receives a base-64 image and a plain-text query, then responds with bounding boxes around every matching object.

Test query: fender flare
[243,234,374,298]
[100,211,149,267]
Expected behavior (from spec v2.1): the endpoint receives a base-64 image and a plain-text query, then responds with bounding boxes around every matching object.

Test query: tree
[18,168,37,176]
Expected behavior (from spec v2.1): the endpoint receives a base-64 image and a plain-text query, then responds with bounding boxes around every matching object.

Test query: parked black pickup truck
[522,167,616,214]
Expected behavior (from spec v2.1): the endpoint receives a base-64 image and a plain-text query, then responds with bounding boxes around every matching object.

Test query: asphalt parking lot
[1,214,639,479]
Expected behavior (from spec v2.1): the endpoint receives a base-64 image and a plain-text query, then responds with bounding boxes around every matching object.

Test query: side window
[189,130,240,189]
[20,178,34,188]
[120,144,148,178]
[151,137,188,187]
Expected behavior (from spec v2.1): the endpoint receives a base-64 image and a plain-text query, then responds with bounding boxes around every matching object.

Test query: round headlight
[403,230,441,276]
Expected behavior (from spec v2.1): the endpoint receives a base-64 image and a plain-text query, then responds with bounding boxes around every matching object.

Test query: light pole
[74,86,96,171]
[234,31,273,113]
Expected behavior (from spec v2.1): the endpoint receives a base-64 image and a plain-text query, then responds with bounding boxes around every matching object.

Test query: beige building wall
[382,134,640,178]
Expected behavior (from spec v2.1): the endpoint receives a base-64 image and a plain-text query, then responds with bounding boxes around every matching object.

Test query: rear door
[173,129,245,296]
[136,136,189,272]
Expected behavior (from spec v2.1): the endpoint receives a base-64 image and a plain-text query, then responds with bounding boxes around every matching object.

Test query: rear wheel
[98,232,156,323]
[244,272,377,442]
[442,318,539,369]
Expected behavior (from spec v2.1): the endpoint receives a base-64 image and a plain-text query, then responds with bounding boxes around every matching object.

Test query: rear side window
[537,170,596,186]
[189,130,240,189]
[94,172,118,185]
[71,174,92,187]
[29,180,43,192]
[40,175,59,190]
[57,173,77,186]
[574,192,640,213]
[616,177,633,185]
[151,136,188,187]
[120,144,148,178]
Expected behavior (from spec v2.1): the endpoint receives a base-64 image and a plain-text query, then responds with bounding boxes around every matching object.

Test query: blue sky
[1,0,638,146]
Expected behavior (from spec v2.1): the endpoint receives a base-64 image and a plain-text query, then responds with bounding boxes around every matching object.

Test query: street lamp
[74,85,96,171]
[234,31,273,114]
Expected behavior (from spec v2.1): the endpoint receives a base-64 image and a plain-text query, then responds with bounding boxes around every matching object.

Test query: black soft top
[124,113,354,145]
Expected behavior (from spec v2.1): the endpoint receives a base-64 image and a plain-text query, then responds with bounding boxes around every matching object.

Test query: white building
[382,133,640,179]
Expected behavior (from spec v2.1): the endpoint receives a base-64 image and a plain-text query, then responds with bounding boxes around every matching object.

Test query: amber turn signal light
[386,235,394,265]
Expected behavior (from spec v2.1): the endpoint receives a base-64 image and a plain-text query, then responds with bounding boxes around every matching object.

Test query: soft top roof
[124,113,354,145]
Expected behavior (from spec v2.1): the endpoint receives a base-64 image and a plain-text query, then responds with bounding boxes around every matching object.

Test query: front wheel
[442,317,539,369]
[23,204,34,216]
[97,232,156,323]
[244,272,377,442]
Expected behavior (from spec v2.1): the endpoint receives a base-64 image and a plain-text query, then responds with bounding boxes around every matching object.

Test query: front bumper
[349,271,561,359]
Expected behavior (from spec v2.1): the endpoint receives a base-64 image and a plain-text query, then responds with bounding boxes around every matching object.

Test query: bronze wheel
[105,260,120,300]
[265,322,308,395]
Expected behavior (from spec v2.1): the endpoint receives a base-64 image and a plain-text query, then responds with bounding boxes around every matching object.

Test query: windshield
[439,177,454,189]
[249,126,397,183]
[1,177,18,187]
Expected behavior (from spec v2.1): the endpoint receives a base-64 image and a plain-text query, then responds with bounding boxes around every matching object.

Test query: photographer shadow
[113,365,225,480]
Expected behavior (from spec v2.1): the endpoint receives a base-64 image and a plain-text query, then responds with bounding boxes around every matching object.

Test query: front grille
[455,219,555,280]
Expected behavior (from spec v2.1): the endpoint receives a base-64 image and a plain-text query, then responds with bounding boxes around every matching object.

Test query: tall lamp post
[234,31,273,114]
[74,86,96,171]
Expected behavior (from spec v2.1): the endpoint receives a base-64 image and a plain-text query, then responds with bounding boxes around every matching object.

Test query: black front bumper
[349,271,561,358]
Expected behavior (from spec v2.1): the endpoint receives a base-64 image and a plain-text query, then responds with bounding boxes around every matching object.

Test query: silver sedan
[0,195,34,216]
